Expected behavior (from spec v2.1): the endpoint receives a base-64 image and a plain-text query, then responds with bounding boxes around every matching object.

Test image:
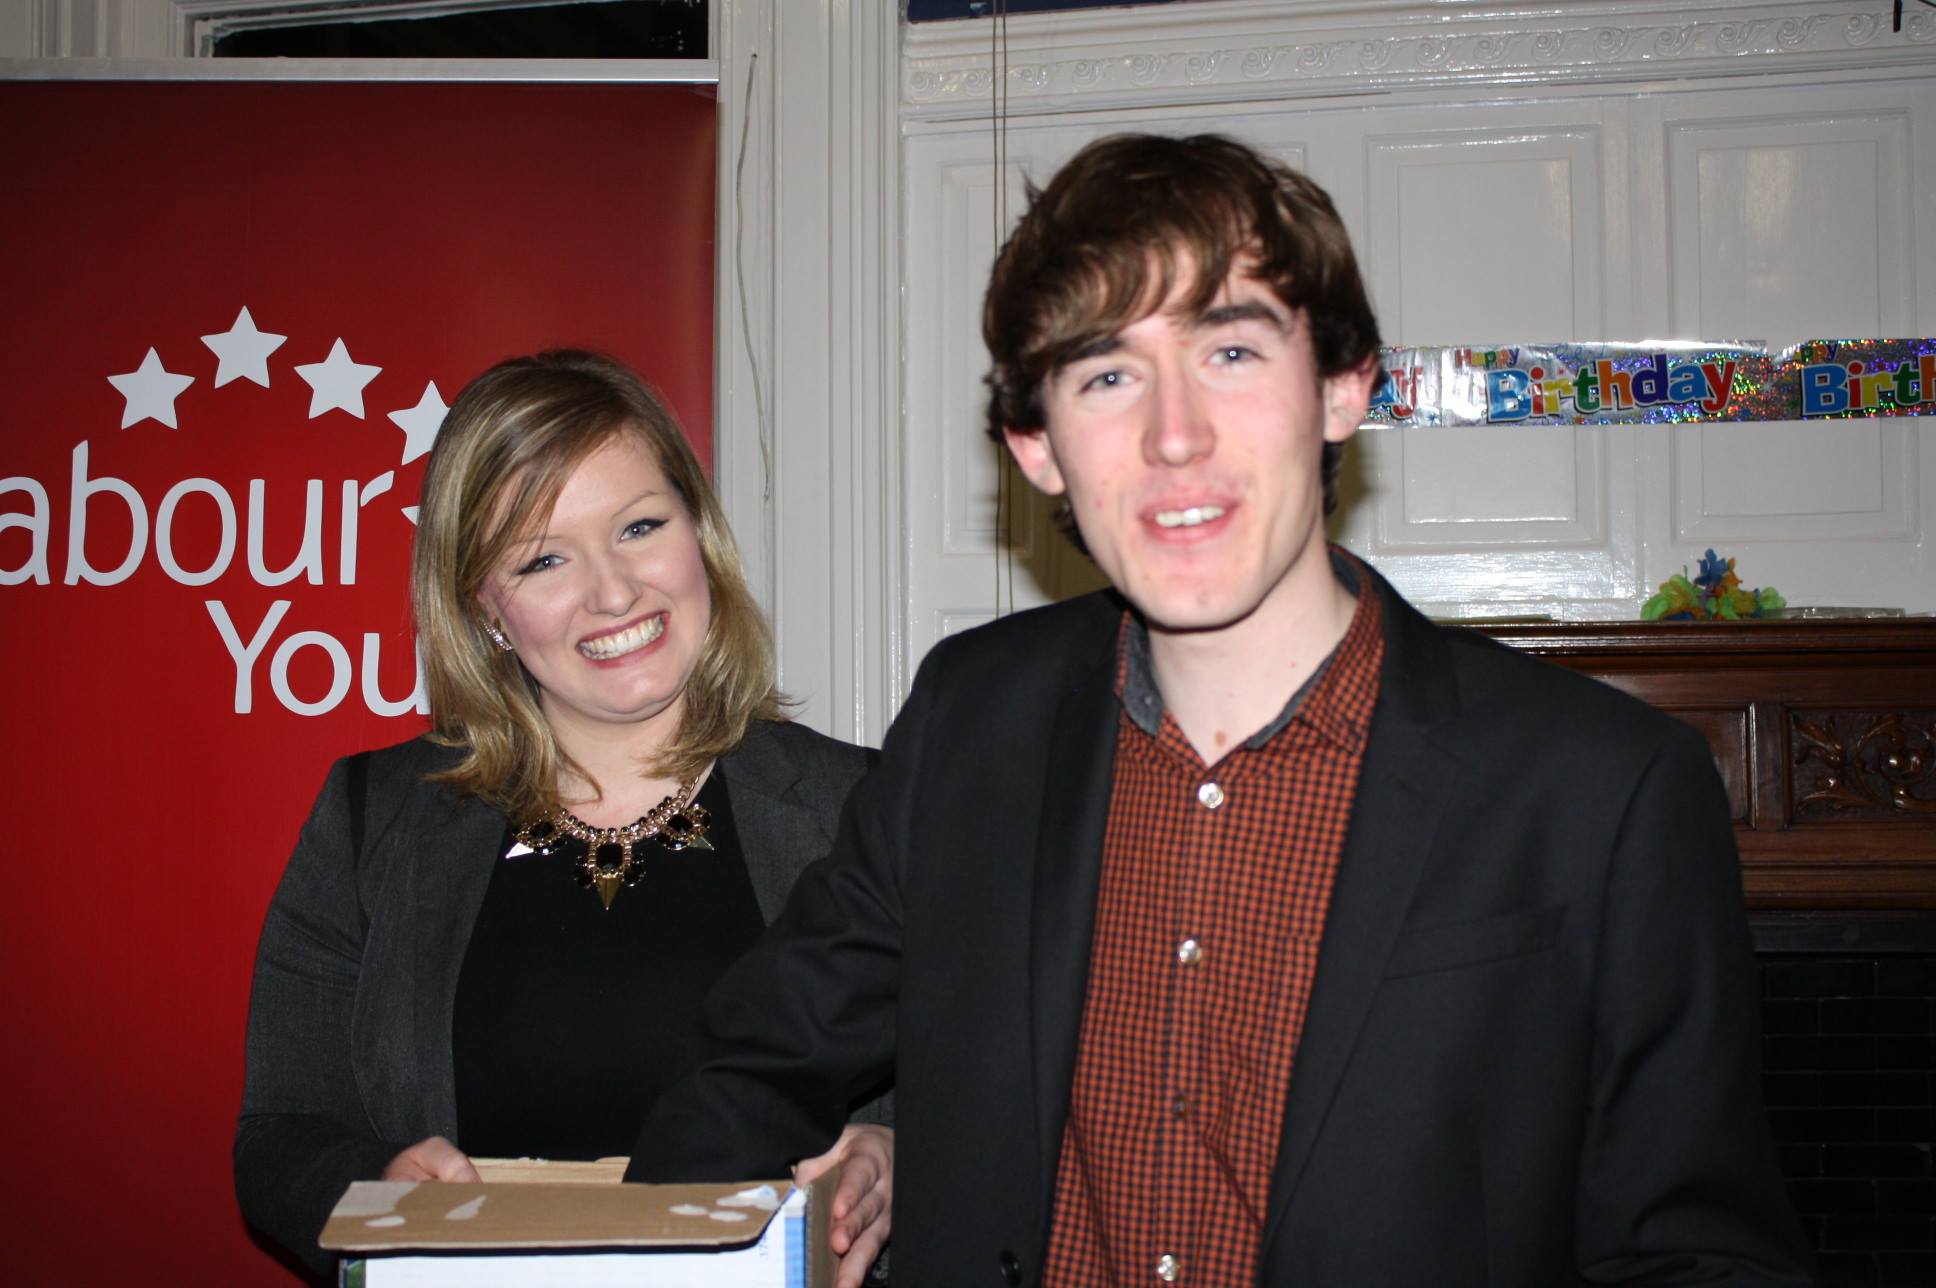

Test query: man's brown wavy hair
[983,132,1381,516]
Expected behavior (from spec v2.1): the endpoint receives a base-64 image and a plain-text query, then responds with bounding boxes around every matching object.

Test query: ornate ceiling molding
[904,0,1936,118]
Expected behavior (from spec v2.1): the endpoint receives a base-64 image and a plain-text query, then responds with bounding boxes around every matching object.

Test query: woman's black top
[451,773,765,1160]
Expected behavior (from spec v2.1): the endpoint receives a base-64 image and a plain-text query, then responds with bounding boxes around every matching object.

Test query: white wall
[899,0,1936,696]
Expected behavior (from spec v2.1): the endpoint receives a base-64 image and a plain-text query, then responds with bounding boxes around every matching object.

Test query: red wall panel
[0,80,715,1282]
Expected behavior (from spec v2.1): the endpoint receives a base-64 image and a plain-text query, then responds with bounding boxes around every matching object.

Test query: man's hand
[382,1136,481,1183]
[794,1124,893,1288]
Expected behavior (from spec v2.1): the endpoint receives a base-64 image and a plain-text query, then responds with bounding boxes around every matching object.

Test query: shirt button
[1176,938,1203,966]
[1156,1252,1182,1282]
[1196,781,1225,809]
[1171,1095,1190,1119]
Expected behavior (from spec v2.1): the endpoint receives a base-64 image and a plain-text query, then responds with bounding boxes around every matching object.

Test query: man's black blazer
[629,566,1813,1286]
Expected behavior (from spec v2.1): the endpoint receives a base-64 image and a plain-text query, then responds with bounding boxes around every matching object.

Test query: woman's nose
[583,551,641,615]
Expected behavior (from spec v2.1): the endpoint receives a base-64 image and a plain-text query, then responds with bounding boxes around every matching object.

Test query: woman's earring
[484,620,515,653]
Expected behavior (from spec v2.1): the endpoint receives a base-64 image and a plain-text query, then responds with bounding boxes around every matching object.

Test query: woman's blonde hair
[412,350,783,818]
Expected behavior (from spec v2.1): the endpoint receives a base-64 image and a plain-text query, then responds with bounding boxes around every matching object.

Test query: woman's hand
[794,1124,893,1288]
[382,1136,481,1183]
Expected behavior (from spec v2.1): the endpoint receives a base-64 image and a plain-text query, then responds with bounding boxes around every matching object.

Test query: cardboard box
[320,1159,832,1287]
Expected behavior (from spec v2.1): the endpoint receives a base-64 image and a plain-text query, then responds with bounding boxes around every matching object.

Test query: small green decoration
[1643,550,1785,621]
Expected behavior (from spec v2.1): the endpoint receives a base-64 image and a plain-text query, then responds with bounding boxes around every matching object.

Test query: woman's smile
[578,612,666,661]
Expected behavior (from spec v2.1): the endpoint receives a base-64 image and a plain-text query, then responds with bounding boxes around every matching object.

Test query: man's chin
[1131,589,1261,639]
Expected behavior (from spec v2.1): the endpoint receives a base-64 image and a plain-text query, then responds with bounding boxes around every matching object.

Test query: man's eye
[514,553,560,575]
[1214,346,1256,365]
[1081,370,1124,393]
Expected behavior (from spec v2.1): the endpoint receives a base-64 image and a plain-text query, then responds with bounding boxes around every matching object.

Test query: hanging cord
[1897,1,1936,33]
[991,0,1015,617]
[734,51,773,501]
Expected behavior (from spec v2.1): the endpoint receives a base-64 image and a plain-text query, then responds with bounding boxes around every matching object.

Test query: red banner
[0,80,715,1282]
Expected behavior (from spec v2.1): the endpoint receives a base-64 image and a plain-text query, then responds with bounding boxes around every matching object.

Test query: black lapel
[715,722,816,925]
[359,780,503,1144]
[1026,616,1123,1200]
[1258,571,1467,1262]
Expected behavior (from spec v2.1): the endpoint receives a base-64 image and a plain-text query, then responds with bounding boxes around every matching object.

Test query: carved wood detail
[1792,709,1936,819]
[1481,618,1936,911]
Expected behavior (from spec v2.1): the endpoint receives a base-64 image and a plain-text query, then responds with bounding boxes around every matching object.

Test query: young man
[629,134,1811,1286]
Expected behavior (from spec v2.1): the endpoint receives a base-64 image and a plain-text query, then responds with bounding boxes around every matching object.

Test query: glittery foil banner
[1778,338,1936,419]
[1364,339,1936,427]
[1367,342,1767,426]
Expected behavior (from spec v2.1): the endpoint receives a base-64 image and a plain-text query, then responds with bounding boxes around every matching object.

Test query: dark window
[212,1,706,59]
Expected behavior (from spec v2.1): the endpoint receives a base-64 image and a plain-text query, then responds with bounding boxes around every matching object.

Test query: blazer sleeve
[234,754,398,1282]
[623,679,932,1182]
[1573,723,1814,1284]
[778,726,893,1130]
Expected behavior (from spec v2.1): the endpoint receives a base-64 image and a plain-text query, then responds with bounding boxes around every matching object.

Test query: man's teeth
[578,616,664,659]
[1154,504,1226,529]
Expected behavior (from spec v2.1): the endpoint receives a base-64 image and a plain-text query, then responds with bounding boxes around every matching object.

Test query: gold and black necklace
[513,779,712,910]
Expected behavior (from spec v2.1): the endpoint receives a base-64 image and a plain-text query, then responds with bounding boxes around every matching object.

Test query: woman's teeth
[1154,504,1225,529]
[578,615,664,659]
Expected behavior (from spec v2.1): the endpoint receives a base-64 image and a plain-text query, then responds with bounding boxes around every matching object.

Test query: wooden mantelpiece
[1476,619,1936,912]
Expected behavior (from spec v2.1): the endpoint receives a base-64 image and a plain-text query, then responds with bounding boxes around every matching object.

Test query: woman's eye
[622,518,666,540]
[514,552,560,576]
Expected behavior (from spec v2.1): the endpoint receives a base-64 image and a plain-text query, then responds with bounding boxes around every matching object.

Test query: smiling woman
[235,351,894,1287]
[411,352,767,816]
[479,436,713,766]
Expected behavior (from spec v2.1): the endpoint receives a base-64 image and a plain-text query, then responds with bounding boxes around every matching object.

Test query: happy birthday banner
[1366,339,1936,427]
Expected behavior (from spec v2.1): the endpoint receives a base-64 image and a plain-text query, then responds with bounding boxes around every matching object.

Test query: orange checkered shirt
[1042,560,1385,1288]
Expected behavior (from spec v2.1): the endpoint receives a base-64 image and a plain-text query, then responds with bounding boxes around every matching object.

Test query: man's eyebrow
[1058,334,1124,367]
[1193,300,1290,331]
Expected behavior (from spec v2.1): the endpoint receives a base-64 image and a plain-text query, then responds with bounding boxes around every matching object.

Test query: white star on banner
[106,348,196,429]
[387,381,448,464]
[201,306,287,388]
[294,338,382,419]
[402,506,420,525]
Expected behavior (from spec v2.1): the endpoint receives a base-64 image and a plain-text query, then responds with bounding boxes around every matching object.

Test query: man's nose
[1144,371,1214,467]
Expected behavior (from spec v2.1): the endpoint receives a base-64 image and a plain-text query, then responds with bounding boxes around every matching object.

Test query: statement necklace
[513,780,712,910]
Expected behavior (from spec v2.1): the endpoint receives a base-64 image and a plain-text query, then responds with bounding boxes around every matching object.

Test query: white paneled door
[903,73,1933,692]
